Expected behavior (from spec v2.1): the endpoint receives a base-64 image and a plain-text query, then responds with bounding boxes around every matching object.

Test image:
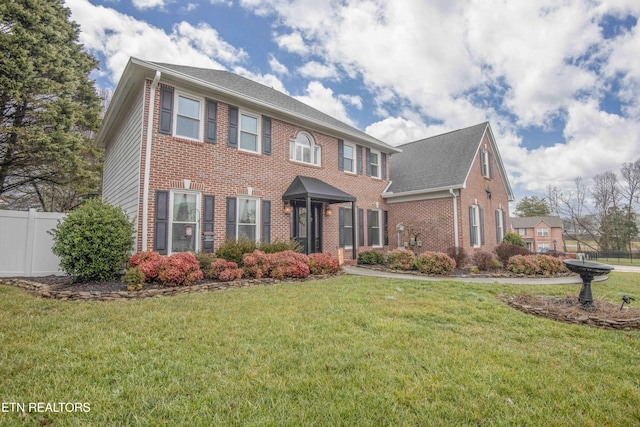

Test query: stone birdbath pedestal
[563,259,614,311]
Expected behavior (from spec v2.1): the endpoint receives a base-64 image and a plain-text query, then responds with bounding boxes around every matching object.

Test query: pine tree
[0,0,103,211]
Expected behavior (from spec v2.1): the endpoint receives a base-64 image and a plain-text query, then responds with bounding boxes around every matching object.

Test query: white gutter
[450,188,459,248]
[382,184,464,199]
[141,71,161,251]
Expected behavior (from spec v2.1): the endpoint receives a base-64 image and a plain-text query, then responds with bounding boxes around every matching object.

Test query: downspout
[450,188,459,248]
[141,71,162,251]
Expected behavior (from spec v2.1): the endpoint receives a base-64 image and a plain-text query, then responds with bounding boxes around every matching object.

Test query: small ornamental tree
[502,232,527,248]
[51,199,134,281]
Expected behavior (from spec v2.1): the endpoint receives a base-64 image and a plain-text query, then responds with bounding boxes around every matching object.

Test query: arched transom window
[290,131,321,166]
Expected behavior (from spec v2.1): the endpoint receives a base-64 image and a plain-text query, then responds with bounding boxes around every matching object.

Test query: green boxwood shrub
[215,237,258,266]
[259,239,302,254]
[51,199,135,281]
[358,250,385,265]
[386,248,415,270]
[502,232,527,248]
[413,251,456,275]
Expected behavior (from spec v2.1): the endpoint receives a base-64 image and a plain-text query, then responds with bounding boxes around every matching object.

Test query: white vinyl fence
[0,209,65,277]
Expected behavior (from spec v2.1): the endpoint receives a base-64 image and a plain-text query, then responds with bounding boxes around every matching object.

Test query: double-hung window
[368,209,381,247]
[239,112,260,153]
[175,94,202,140]
[537,227,549,237]
[370,150,380,178]
[170,191,200,253]
[238,197,259,240]
[495,209,504,243]
[469,205,483,247]
[343,142,355,173]
[290,132,321,166]
[344,208,354,248]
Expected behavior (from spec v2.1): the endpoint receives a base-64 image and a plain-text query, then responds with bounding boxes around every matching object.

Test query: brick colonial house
[383,122,515,254]
[510,216,564,252]
[96,58,513,261]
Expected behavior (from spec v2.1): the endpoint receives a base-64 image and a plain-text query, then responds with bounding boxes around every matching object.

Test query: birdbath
[563,259,614,311]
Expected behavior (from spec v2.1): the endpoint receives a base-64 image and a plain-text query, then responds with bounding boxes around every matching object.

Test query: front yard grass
[1,274,639,426]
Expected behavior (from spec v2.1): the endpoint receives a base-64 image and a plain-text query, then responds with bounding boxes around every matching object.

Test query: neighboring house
[383,122,515,254]
[510,216,564,252]
[95,58,401,260]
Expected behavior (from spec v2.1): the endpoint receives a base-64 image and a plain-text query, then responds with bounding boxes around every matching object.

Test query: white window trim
[344,207,355,249]
[471,205,480,248]
[238,109,261,154]
[168,190,201,255]
[496,209,504,241]
[370,149,381,179]
[537,227,549,237]
[481,149,490,178]
[370,209,382,248]
[343,141,356,174]
[518,228,527,236]
[173,91,204,142]
[289,131,321,166]
[237,196,261,242]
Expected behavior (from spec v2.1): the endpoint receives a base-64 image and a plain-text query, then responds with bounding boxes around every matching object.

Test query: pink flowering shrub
[413,251,457,275]
[157,252,203,286]
[308,252,340,275]
[386,248,415,270]
[507,254,568,275]
[128,251,164,282]
[268,250,310,279]
[243,250,271,279]
[207,258,244,282]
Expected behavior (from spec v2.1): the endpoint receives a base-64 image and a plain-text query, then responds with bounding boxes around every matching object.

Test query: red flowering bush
[506,254,567,275]
[308,252,340,275]
[157,252,203,286]
[243,250,271,279]
[268,250,310,279]
[386,248,415,270]
[128,251,164,282]
[413,251,456,275]
[207,258,244,281]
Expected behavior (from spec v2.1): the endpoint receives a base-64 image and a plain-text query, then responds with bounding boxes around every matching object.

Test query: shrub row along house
[96,58,514,261]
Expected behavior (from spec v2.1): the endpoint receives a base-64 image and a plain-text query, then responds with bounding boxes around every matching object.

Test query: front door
[291,202,323,253]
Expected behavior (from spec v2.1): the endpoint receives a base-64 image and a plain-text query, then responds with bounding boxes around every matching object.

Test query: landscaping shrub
[495,243,531,267]
[207,258,244,281]
[51,198,135,281]
[358,250,385,265]
[413,251,456,275]
[268,250,310,279]
[122,267,144,290]
[308,252,340,275]
[446,246,469,269]
[195,252,217,272]
[502,231,527,248]
[243,250,271,279]
[473,251,495,271]
[157,252,203,286]
[128,251,163,282]
[506,254,568,275]
[215,237,257,266]
[386,248,415,270]
[259,239,302,254]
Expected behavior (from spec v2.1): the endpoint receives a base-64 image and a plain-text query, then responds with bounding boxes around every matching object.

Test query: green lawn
[1,274,639,426]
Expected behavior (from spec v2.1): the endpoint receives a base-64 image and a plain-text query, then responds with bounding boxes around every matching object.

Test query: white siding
[102,85,144,245]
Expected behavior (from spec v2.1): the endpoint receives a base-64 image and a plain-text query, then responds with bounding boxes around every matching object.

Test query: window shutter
[383,210,389,246]
[366,148,372,176]
[357,145,363,175]
[262,116,272,155]
[489,152,494,178]
[228,106,238,148]
[338,207,345,247]
[381,153,387,180]
[202,195,215,253]
[261,200,271,243]
[469,206,476,246]
[159,87,173,134]
[495,210,501,244]
[358,208,364,246]
[502,211,507,237]
[154,190,169,254]
[480,207,485,245]
[204,100,217,143]
[225,197,236,239]
[367,209,373,246]
[338,139,344,171]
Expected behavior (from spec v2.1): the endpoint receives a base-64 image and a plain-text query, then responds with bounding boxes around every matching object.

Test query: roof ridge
[397,121,488,148]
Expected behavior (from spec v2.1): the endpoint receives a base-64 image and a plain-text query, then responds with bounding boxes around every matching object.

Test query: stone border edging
[355,264,576,279]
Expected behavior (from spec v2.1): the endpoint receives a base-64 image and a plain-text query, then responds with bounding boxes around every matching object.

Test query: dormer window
[290,131,321,166]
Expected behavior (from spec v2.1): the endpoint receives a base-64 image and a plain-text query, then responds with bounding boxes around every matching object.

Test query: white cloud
[293,82,358,127]
[231,66,289,94]
[298,61,339,80]
[274,31,308,55]
[365,117,433,146]
[132,0,166,11]
[268,54,289,75]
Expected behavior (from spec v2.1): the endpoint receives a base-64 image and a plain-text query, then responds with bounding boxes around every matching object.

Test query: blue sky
[66,0,640,202]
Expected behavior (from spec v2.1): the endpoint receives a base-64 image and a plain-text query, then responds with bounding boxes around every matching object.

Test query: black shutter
[154,190,169,254]
[159,87,173,134]
[338,139,344,171]
[262,117,272,155]
[382,153,387,180]
[383,210,389,245]
[367,209,373,246]
[203,195,215,253]
[205,100,217,143]
[503,211,507,237]
[357,145,363,175]
[480,207,485,245]
[489,152,494,178]
[366,148,372,176]
[469,206,476,246]
[226,197,236,239]
[228,106,238,148]
[358,208,364,246]
[261,200,271,243]
[338,207,345,247]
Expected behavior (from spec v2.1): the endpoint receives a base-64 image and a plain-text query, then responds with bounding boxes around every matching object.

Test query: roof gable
[510,216,564,229]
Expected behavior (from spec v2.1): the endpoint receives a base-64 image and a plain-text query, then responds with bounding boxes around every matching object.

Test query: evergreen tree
[515,196,551,217]
[0,0,102,211]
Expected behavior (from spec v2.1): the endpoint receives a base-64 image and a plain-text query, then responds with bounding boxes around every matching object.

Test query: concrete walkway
[343,265,613,285]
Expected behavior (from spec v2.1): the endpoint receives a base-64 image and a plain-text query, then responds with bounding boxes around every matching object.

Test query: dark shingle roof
[388,122,488,194]
[151,62,395,151]
[510,216,564,229]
